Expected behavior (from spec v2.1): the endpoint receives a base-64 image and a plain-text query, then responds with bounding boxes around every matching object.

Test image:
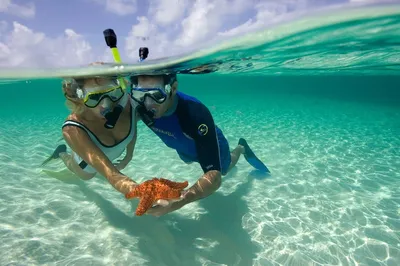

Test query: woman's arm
[62,126,137,195]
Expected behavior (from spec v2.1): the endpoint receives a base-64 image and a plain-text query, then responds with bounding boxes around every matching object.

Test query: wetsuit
[145,91,231,175]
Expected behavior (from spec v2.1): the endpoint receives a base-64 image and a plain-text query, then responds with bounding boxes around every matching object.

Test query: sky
[0,0,387,68]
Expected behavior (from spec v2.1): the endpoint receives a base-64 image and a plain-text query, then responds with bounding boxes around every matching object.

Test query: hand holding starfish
[125,177,189,216]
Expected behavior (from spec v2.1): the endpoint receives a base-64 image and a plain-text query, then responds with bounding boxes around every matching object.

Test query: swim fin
[238,138,270,173]
[41,144,67,167]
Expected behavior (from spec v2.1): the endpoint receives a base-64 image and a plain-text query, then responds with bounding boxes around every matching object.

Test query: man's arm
[184,170,222,204]
[182,103,223,204]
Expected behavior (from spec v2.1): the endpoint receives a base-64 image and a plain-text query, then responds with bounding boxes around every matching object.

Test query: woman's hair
[61,76,116,114]
[61,62,110,114]
[61,78,86,115]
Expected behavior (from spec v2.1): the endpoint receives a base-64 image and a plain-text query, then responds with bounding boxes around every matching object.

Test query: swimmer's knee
[65,168,94,180]
[80,175,95,181]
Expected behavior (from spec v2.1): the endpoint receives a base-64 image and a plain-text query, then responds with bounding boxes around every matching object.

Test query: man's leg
[224,138,270,174]
[226,145,245,174]
[177,152,195,165]
[218,133,245,175]
[238,138,270,173]
[215,128,269,175]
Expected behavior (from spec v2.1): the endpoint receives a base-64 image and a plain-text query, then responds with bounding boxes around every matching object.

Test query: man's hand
[145,190,189,217]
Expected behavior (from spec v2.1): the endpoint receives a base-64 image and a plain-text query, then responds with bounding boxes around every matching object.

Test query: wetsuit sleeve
[188,103,222,173]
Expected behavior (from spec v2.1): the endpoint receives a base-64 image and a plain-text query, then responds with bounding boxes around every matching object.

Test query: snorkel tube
[102,28,127,129]
[103,28,155,127]
[139,47,149,61]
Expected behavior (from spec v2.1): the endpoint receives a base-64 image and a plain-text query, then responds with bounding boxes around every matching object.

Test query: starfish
[125,177,189,216]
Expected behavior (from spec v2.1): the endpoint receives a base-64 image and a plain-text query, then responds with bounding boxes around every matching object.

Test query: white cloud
[175,0,253,47]
[0,0,372,69]
[0,42,11,64]
[0,0,35,18]
[176,0,217,47]
[0,22,94,68]
[92,0,138,16]
[219,0,308,37]
[148,0,190,27]
[124,16,171,60]
[123,0,256,60]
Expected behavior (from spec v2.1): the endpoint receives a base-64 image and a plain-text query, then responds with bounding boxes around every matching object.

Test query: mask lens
[130,89,146,103]
[84,86,124,108]
[131,87,167,104]
[152,91,166,101]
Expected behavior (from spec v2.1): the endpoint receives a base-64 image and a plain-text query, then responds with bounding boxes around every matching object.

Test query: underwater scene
[0,1,399,265]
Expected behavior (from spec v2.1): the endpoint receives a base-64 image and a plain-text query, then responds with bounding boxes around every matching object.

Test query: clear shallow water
[0,76,399,265]
[1,3,400,266]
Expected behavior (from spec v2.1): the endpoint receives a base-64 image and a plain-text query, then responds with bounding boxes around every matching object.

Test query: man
[129,73,269,216]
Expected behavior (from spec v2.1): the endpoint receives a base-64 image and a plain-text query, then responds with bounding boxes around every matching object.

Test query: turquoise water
[1,4,400,266]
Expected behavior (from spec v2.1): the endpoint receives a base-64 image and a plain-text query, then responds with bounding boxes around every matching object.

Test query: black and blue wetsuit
[145,91,231,175]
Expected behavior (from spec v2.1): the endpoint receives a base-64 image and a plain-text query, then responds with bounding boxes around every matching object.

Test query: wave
[0,2,399,80]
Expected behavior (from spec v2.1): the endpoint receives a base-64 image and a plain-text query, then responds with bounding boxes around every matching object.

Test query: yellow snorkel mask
[96,28,129,129]
[77,82,124,108]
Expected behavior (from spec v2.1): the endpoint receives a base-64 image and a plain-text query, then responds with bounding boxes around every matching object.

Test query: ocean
[0,3,399,266]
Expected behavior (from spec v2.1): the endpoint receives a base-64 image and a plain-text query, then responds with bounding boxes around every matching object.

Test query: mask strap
[118,92,128,106]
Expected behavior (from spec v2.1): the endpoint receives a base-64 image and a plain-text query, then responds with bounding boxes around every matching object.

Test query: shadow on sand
[46,168,268,266]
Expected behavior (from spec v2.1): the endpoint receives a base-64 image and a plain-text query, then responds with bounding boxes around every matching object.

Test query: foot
[238,138,270,173]
[41,144,67,166]
[52,144,67,159]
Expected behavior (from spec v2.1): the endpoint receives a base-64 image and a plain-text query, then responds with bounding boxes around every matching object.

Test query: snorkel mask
[129,74,177,127]
[74,78,128,129]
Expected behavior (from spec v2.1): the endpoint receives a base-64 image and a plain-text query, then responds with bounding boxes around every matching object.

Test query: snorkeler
[130,73,270,216]
[41,73,140,196]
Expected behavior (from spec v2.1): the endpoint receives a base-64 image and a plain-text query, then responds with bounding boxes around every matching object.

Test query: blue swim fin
[239,138,270,173]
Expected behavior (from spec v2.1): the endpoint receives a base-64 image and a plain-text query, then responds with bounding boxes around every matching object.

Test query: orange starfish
[125,177,189,216]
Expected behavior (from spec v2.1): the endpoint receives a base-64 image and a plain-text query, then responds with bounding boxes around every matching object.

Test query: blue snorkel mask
[129,74,177,126]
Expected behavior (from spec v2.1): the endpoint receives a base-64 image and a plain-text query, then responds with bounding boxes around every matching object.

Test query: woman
[42,74,139,196]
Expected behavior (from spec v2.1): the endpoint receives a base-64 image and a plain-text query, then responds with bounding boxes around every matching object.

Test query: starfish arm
[136,195,154,216]
[156,188,182,200]
[159,178,189,189]
[125,187,140,199]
